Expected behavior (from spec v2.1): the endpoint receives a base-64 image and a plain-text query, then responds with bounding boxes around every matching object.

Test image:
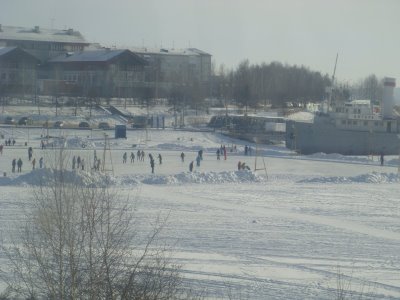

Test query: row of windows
[336,108,367,114]
[341,120,387,127]
[11,41,84,52]
[353,114,375,120]
[64,73,144,83]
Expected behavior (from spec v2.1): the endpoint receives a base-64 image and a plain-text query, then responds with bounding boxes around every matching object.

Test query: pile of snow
[0,168,263,187]
[0,168,113,187]
[299,172,400,184]
[106,170,263,185]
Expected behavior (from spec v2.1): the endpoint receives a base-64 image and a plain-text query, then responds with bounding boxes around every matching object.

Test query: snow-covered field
[1,111,400,299]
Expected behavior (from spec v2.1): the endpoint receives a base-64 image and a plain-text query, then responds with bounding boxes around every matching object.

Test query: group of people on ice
[9,145,40,173]
[72,155,85,170]
[11,156,43,173]
[4,138,16,146]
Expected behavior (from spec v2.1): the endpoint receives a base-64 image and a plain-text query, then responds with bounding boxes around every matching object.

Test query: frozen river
[0,127,400,299]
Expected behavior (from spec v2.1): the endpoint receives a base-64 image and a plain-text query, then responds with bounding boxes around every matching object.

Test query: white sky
[1,0,400,83]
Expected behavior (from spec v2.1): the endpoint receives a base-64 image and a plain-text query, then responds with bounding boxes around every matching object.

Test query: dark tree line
[350,74,383,104]
[213,60,332,109]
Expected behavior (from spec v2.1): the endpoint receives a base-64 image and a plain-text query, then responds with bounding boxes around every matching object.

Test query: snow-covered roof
[0,25,88,44]
[48,49,146,64]
[0,46,40,62]
[0,46,17,56]
[130,47,210,56]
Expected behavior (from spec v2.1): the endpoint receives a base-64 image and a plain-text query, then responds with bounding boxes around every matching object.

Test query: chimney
[67,28,73,35]
[34,26,40,33]
[382,77,396,119]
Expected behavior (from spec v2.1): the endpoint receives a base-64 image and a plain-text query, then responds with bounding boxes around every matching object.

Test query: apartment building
[0,24,89,63]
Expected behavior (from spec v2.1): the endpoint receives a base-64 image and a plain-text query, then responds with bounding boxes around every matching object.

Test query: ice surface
[1,107,400,299]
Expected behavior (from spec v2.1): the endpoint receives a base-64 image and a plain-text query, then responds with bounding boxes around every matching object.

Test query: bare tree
[1,149,190,300]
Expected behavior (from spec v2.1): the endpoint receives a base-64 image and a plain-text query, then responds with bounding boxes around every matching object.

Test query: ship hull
[286,119,400,155]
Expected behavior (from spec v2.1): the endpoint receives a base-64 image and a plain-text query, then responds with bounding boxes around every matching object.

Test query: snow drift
[298,171,400,184]
[0,168,263,187]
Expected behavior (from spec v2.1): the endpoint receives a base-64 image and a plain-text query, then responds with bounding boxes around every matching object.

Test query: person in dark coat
[181,152,185,162]
[17,158,23,172]
[189,161,194,172]
[380,151,384,166]
[198,149,203,160]
[130,152,135,163]
[141,150,145,161]
[39,157,43,169]
[196,155,201,167]
[123,152,127,164]
[28,147,33,161]
[158,154,162,164]
[150,158,155,173]
[12,158,16,173]
[216,149,220,160]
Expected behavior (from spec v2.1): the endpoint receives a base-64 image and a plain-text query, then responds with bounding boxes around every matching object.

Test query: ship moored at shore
[286,77,400,155]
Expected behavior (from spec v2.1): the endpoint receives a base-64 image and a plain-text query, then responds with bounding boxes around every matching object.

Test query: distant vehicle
[5,117,15,124]
[79,121,90,128]
[98,122,110,129]
[130,116,148,128]
[53,121,64,128]
[18,117,31,125]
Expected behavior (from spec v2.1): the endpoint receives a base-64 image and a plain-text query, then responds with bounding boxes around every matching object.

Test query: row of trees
[214,60,332,109]
[1,58,388,113]
[350,74,383,104]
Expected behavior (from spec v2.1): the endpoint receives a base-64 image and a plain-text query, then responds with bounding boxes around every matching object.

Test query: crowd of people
[1,136,259,176]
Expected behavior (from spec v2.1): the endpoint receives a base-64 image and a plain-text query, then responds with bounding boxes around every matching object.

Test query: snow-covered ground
[1,109,400,299]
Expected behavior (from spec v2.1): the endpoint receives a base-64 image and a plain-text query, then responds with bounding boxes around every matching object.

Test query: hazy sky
[1,0,400,83]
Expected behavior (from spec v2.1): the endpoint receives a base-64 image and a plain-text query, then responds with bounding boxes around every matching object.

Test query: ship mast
[328,53,339,112]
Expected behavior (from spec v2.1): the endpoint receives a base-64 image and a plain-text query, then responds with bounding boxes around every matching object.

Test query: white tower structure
[382,77,396,119]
